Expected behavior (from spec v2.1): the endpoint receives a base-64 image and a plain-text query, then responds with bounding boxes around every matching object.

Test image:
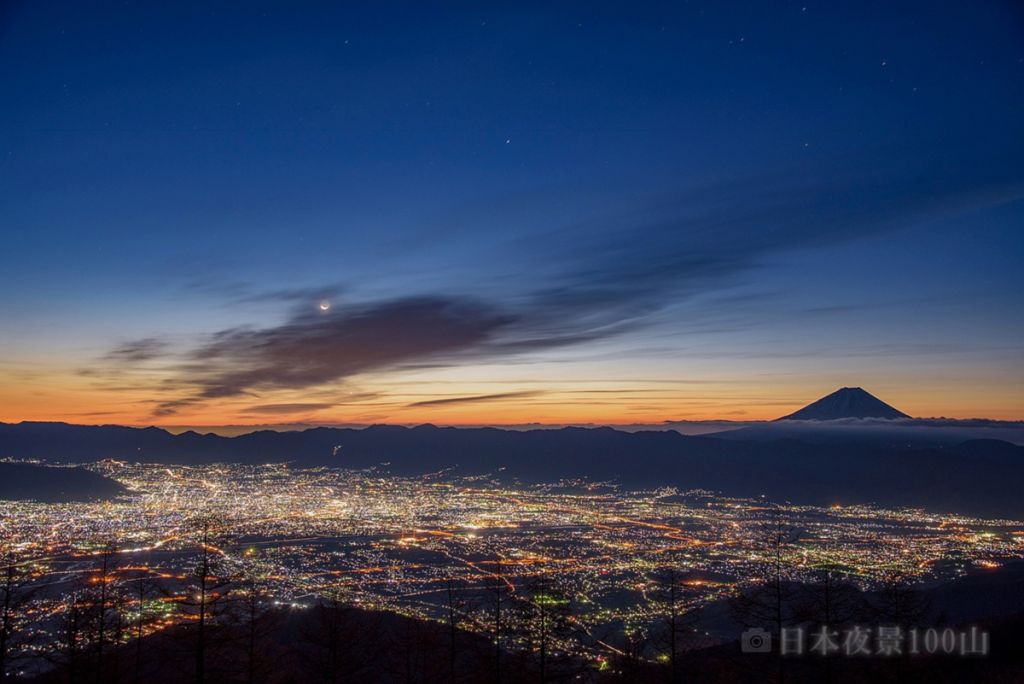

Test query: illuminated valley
[4,460,1022,665]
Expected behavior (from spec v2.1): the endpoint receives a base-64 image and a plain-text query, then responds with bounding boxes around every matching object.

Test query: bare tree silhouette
[300,594,382,684]
[649,567,700,683]
[228,581,277,684]
[0,545,39,680]
[477,563,512,683]
[520,573,579,683]
[793,563,865,684]
[444,578,462,684]
[608,626,648,681]
[871,571,932,630]
[177,516,236,684]
[729,509,800,683]
[129,571,162,684]
[85,543,122,684]
[54,591,86,684]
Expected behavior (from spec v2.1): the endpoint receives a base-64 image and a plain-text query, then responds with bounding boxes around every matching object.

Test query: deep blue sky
[1,1,1022,424]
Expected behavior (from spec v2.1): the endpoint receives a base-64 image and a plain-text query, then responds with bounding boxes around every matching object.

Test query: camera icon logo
[741,627,772,653]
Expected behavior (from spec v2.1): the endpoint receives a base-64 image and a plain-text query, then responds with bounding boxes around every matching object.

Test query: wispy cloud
[407,391,542,407]
[150,398,203,417]
[187,297,514,399]
[104,338,170,363]
[239,403,335,414]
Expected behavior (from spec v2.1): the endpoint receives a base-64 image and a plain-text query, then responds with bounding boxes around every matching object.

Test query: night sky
[2,1,1022,426]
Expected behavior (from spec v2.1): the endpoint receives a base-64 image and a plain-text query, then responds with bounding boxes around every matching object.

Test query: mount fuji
[777,387,910,421]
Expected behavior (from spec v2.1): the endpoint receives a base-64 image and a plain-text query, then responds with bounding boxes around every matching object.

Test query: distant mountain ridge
[1,419,1022,516]
[777,387,910,420]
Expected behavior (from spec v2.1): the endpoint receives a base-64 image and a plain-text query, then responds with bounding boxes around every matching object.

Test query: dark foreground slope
[0,461,126,502]
[687,563,1024,683]
[1,422,1022,517]
[27,566,1024,684]
[680,613,1024,684]
[29,602,546,684]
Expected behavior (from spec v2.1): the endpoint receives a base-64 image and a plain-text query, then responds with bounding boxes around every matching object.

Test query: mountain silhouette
[778,387,910,420]
[0,461,126,502]
[2,420,1022,516]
